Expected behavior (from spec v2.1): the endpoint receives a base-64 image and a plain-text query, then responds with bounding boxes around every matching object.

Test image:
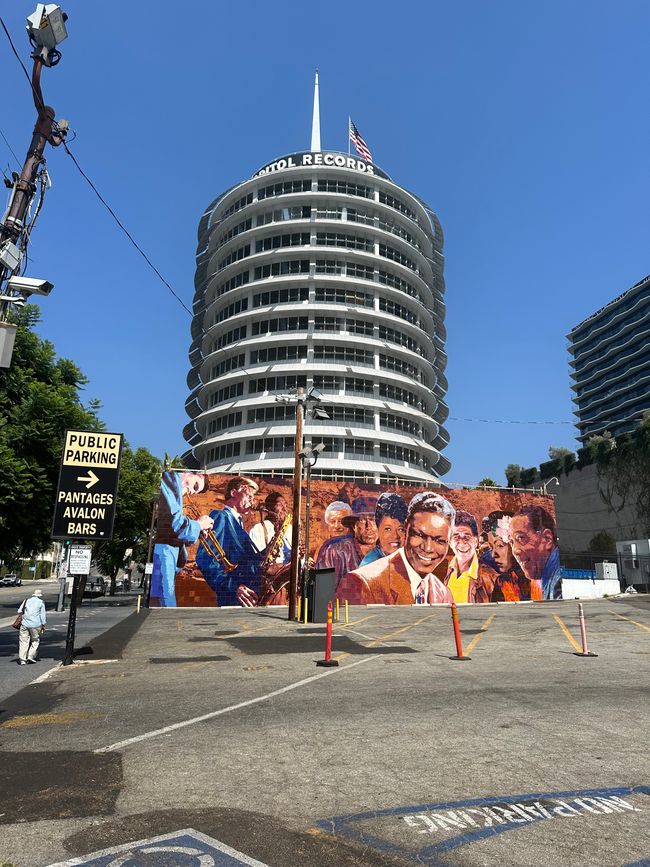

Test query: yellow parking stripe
[610,610,650,634]
[553,614,582,652]
[339,614,378,630]
[465,612,496,655]
[1,711,102,728]
[335,613,436,662]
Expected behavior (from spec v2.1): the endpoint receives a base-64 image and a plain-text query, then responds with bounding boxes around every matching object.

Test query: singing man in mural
[511,505,562,600]
[151,471,213,607]
[196,476,264,607]
[337,492,454,605]
[444,510,498,603]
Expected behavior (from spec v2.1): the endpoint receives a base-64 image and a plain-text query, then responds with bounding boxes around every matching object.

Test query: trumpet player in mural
[196,476,264,607]
[151,471,213,607]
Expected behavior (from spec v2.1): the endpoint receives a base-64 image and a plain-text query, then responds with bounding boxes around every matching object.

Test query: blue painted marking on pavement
[316,785,650,865]
[624,861,650,866]
[47,828,269,866]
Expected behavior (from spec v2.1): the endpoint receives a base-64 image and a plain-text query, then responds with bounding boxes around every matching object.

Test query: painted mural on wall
[150,472,561,608]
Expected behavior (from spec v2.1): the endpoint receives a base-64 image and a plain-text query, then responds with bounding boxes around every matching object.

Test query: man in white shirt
[17,588,46,664]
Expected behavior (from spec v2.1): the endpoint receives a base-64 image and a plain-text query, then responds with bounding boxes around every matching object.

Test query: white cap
[32,588,43,597]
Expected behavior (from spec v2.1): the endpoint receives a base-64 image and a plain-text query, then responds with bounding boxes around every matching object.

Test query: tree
[593,417,650,537]
[0,307,103,563]
[94,443,161,594]
[477,477,498,487]
[504,464,523,487]
[588,531,616,555]
[548,446,574,461]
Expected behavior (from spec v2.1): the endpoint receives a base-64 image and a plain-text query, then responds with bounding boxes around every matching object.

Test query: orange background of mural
[163,473,556,607]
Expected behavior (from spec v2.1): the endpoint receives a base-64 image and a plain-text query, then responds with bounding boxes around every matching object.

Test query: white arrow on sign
[77,469,99,489]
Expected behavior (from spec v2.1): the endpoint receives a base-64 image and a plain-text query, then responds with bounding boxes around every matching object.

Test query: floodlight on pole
[300,441,328,595]
[26,4,68,67]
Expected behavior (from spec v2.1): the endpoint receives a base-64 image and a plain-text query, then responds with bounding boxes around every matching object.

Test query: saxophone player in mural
[249,492,293,605]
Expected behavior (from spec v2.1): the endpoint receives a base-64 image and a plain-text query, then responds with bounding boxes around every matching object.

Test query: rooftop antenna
[310,70,321,152]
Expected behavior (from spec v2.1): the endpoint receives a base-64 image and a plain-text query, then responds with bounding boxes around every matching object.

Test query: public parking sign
[52,430,123,541]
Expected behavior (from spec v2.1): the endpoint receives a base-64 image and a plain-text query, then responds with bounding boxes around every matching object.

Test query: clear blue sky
[2,1,648,484]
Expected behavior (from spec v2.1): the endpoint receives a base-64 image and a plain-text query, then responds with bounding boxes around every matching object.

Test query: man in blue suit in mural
[151,471,213,607]
[511,505,562,600]
[196,476,264,607]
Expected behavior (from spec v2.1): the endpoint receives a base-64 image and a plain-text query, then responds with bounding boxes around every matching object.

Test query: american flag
[349,119,373,163]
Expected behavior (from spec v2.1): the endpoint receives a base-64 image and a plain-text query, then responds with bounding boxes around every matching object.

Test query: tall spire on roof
[310,70,321,152]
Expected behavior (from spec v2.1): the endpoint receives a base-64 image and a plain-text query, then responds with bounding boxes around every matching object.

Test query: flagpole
[348,116,351,155]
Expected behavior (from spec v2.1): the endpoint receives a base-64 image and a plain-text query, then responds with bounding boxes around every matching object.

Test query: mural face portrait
[270,495,289,522]
[353,516,378,547]
[377,515,404,556]
[404,511,451,577]
[450,523,478,565]
[511,514,554,581]
[181,473,205,496]
[491,536,513,572]
[232,484,257,513]
[326,506,352,537]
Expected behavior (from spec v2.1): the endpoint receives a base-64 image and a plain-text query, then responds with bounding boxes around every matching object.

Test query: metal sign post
[62,544,92,666]
[55,543,70,612]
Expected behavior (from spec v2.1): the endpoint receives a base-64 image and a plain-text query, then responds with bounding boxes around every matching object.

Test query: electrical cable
[60,141,194,316]
[448,416,573,425]
[0,14,193,317]
[0,125,21,169]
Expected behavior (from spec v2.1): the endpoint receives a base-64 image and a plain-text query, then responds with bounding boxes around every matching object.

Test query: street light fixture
[542,476,560,496]
[276,387,330,620]
[300,442,327,597]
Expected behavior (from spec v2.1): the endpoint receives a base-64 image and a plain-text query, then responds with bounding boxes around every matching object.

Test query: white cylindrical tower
[184,150,450,483]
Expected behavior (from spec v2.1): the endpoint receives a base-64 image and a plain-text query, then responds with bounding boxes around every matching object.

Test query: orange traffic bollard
[449,602,471,661]
[316,601,339,667]
[575,602,598,657]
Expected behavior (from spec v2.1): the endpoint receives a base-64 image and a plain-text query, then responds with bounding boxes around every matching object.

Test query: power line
[0,14,193,318]
[0,125,21,169]
[60,141,193,316]
[448,416,573,426]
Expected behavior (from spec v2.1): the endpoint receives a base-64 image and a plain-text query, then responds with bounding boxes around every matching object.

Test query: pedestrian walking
[16,588,46,665]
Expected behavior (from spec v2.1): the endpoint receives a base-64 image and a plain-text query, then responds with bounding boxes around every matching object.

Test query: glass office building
[568,273,650,442]
[183,150,451,482]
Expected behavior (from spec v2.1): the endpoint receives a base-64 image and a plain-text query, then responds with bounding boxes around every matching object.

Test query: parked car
[0,574,22,587]
[84,576,106,597]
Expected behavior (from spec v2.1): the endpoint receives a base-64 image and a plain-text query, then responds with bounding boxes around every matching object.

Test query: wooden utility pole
[288,388,304,621]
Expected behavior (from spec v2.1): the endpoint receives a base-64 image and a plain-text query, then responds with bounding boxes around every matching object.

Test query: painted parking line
[1,710,104,729]
[465,612,496,655]
[610,610,650,634]
[315,786,650,864]
[95,655,376,753]
[47,828,269,866]
[339,614,379,629]
[334,613,436,662]
[553,614,582,653]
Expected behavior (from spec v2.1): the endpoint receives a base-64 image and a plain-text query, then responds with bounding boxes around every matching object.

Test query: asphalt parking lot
[0,595,648,866]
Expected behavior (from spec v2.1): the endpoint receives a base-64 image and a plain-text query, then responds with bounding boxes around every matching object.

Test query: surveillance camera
[7,276,54,297]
